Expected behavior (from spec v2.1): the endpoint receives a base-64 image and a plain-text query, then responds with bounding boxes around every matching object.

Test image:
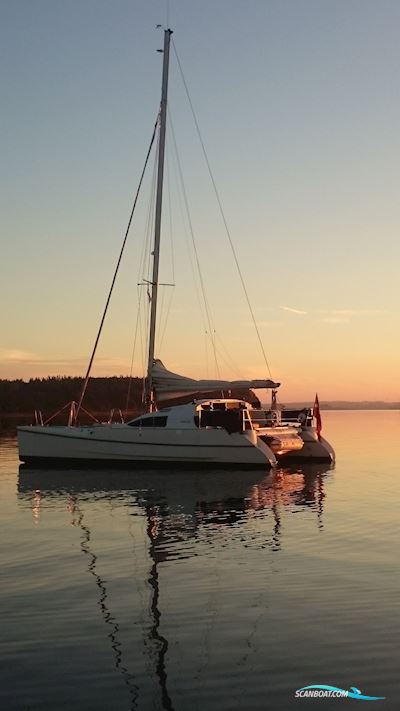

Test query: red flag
[313,393,322,440]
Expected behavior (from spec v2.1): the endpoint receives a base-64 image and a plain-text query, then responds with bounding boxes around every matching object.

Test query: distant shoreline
[282,403,400,410]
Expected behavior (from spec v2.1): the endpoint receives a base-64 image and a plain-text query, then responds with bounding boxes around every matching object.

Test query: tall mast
[146,28,172,412]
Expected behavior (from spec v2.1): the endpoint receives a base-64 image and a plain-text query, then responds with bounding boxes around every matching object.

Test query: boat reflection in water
[18,463,332,548]
[18,463,333,710]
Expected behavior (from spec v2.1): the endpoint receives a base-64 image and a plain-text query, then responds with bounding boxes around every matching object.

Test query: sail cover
[152,360,280,401]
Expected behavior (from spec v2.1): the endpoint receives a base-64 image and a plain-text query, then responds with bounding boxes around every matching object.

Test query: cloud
[0,349,134,369]
[316,308,387,324]
[0,349,142,378]
[319,317,350,324]
[280,306,308,315]
[0,349,41,363]
[242,320,282,328]
[317,309,385,316]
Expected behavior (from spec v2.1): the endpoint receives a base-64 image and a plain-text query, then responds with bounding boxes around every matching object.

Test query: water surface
[1,412,398,709]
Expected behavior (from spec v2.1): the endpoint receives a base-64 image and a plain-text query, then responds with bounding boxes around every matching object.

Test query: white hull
[17,423,277,468]
[277,428,335,463]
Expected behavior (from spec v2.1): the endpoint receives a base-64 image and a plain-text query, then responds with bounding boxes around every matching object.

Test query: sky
[1,0,400,402]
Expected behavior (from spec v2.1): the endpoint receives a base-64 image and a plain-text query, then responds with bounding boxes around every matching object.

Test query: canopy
[152,359,280,401]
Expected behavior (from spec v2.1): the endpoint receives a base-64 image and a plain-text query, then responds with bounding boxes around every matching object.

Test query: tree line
[0,376,259,430]
[0,376,144,419]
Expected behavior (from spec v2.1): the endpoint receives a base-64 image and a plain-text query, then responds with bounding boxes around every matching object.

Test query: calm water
[1,411,399,710]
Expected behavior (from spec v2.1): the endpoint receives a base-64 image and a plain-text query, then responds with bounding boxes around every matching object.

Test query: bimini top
[152,359,280,401]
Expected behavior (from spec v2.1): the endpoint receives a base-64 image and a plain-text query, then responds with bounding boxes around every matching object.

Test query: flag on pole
[313,393,322,440]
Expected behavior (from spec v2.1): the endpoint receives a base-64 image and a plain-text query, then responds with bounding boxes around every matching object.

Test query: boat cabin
[127,399,253,433]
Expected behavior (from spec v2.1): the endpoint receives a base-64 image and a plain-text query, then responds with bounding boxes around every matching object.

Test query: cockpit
[195,400,252,433]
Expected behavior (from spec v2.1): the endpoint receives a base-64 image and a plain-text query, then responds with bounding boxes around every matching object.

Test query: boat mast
[146,28,172,412]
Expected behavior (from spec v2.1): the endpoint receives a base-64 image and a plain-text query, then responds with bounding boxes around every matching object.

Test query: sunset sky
[2,0,400,402]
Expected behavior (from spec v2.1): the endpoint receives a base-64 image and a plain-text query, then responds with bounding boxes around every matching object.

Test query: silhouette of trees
[0,376,260,430]
[0,376,143,421]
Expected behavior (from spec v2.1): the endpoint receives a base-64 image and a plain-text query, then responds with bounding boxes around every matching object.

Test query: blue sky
[1,0,400,400]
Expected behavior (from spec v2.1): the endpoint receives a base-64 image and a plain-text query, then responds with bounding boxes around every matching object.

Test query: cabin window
[128,416,168,427]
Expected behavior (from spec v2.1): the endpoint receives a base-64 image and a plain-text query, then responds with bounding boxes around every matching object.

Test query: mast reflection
[68,496,140,710]
[146,504,175,711]
[18,463,333,708]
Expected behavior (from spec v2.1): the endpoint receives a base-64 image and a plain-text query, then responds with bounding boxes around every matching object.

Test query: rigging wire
[168,108,221,378]
[139,293,150,409]
[135,131,160,407]
[139,130,160,403]
[156,139,176,356]
[125,137,159,417]
[167,114,210,346]
[144,178,157,288]
[157,287,175,355]
[74,116,159,422]
[172,39,273,380]
[157,285,166,351]
[203,330,209,379]
[125,285,144,416]
[138,129,160,291]
[214,332,245,379]
[166,142,176,285]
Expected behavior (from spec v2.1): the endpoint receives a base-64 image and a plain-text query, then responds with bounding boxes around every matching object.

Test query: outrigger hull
[277,429,335,463]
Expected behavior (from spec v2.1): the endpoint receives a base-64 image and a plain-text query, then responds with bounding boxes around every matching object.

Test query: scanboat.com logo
[295,685,385,701]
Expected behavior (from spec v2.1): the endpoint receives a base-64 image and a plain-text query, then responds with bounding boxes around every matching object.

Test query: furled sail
[152,359,280,401]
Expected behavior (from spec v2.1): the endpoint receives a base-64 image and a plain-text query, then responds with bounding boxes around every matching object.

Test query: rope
[172,40,273,380]
[74,116,159,423]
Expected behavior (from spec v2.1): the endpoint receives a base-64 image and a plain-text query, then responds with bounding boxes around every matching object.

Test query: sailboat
[17,29,304,469]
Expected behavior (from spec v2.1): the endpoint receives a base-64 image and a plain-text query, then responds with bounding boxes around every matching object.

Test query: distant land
[282,401,400,410]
